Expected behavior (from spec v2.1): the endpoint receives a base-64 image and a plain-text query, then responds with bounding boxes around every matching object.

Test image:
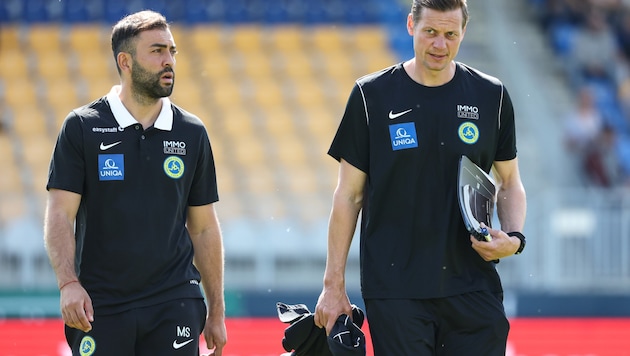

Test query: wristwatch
[508,232,526,255]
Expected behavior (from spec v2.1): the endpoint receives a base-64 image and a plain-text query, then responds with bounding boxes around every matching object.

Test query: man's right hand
[314,286,352,335]
[60,282,94,332]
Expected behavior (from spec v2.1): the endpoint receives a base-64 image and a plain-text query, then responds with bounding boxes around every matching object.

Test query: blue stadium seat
[61,0,93,23]
[23,0,51,22]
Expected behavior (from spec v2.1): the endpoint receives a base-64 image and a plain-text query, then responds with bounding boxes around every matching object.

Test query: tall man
[314,1,527,355]
[44,10,227,356]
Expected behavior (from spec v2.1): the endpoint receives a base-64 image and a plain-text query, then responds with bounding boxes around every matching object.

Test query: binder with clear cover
[457,155,497,241]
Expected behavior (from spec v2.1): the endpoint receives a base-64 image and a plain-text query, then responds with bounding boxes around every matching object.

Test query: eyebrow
[150,43,176,50]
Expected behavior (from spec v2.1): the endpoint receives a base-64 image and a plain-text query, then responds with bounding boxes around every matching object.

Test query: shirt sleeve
[327,83,370,173]
[46,111,86,194]
[187,128,219,206]
[494,85,518,161]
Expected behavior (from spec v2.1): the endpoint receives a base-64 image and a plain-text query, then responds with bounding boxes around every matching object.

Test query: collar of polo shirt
[106,85,174,131]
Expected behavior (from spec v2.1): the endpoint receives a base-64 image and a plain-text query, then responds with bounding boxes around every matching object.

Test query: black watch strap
[508,231,526,255]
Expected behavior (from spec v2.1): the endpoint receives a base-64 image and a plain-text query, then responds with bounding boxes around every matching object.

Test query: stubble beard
[130,58,174,105]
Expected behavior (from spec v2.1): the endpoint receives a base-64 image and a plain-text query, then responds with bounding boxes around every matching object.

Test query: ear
[407,12,415,36]
[117,52,132,74]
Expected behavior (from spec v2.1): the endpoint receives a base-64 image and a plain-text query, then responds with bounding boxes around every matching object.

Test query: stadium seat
[0,134,23,195]
[170,79,203,110]
[0,24,22,50]
[25,24,62,53]
[34,50,71,84]
[231,25,268,52]
[2,78,39,113]
[10,105,48,140]
[19,133,55,193]
[67,24,107,53]
[0,193,28,227]
[43,78,81,129]
[72,50,117,83]
[269,25,305,53]
[0,49,29,83]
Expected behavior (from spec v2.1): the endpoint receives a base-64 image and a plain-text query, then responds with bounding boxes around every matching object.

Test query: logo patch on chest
[458,122,480,144]
[164,156,185,179]
[389,122,418,151]
[98,154,124,181]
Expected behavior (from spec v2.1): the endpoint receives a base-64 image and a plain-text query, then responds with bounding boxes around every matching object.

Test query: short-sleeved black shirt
[329,62,517,299]
[47,87,219,315]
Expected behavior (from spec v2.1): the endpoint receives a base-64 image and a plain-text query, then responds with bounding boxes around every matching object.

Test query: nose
[433,36,446,49]
[164,51,175,68]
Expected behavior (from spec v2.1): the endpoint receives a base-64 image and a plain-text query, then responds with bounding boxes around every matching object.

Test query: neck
[118,85,162,129]
[403,59,456,87]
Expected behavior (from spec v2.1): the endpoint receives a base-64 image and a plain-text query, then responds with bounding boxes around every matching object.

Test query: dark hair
[111,10,170,74]
[410,0,469,28]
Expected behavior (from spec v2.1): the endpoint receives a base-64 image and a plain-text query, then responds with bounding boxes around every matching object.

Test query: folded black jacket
[277,301,366,356]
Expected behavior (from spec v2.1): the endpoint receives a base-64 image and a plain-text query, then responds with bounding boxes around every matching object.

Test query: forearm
[323,191,362,288]
[192,227,225,319]
[496,180,526,233]
[44,210,78,288]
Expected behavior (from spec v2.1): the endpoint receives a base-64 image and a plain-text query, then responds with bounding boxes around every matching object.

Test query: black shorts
[65,298,207,356]
[365,291,509,356]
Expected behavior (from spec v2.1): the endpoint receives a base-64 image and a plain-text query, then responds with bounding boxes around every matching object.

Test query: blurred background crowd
[0,0,629,318]
[532,0,630,187]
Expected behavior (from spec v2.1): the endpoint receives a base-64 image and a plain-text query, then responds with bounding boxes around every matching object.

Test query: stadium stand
[2,0,630,300]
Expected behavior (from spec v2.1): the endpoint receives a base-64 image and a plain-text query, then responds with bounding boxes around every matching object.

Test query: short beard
[130,57,174,105]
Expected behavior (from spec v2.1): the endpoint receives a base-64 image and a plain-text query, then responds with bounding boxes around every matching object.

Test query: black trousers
[65,298,206,356]
[365,291,509,356]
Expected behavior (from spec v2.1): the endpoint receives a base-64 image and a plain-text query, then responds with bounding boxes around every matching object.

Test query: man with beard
[44,10,227,356]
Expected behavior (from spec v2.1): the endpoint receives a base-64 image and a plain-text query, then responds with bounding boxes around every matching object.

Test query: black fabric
[277,302,366,356]
[327,62,516,300]
[327,313,366,356]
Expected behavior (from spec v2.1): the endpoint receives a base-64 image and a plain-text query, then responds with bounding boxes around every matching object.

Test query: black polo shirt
[329,62,517,299]
[47,86,218,315]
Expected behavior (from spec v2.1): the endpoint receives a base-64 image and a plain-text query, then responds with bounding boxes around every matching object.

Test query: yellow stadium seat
[0,25,22,51]
[281,163,319,195]
[190,25,225,52]
[67,24,107,53]
[219,106,254,137]
[310,26,347,53]
[11,105,48,138]
[0,193,28,224]
[0,48,29,83]
[273,135,307,166]
[230,25,266,52]
[269,25,304,53]
[279,51,315,81]
[83,77,114,103]
[20,133,55,191]
[197,50,234,80]
[170,79,203,108]
[238,51,275,80]
[249,77,285,108]
[43,78,81,129]
[73,50,117,82]
[352,26,390,51]
[207,79,243,108]
[35,50,71,83]
[3,78,38,109]
[26,24,62,53]
[0,134,23,194]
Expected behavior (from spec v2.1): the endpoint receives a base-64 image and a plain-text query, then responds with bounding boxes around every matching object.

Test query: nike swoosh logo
[388,109,412,120]
[99,141,122,150]
[172,339,194,349]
